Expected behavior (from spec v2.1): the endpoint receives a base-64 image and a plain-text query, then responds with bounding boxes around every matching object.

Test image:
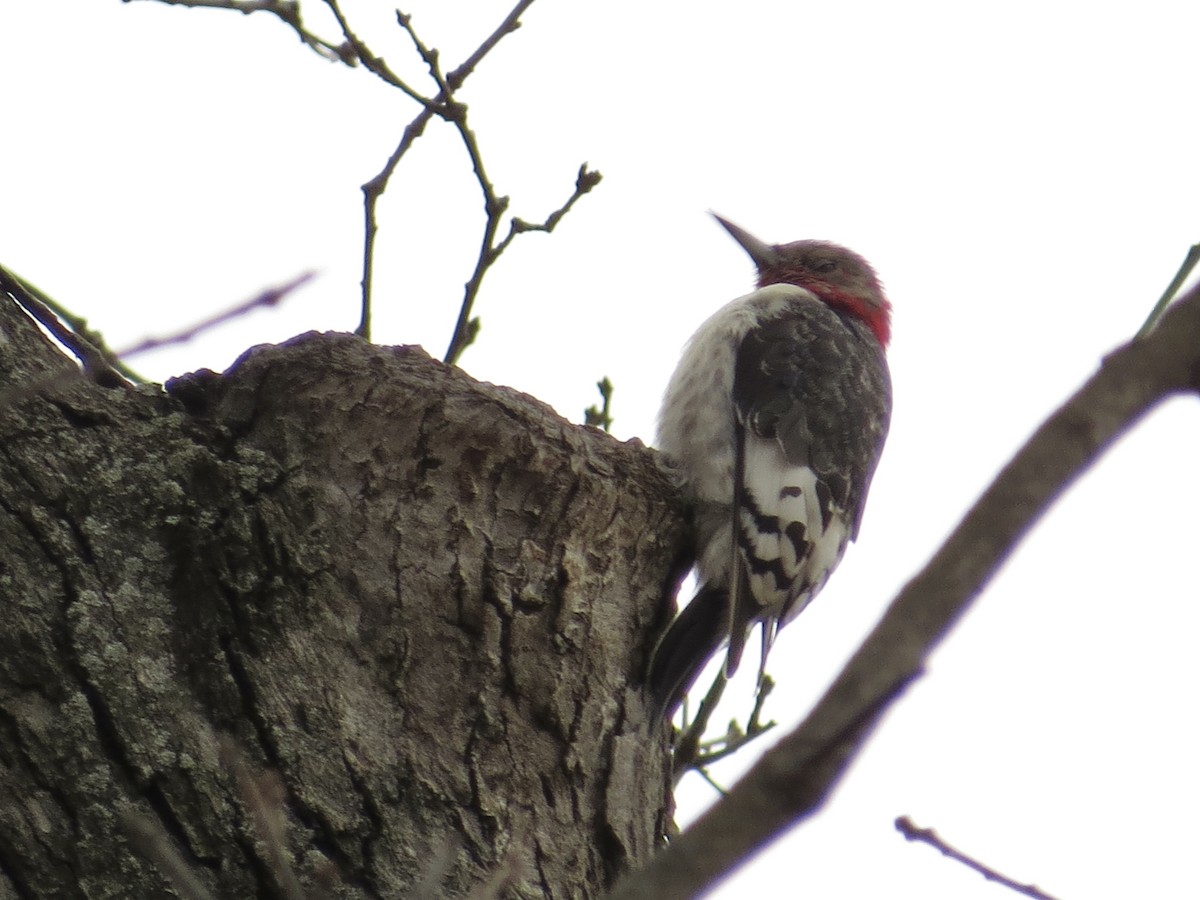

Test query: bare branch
[320,0,431,102]
[691,679,776,772]
[0,266,143,382]
[134,0,599,360]
[0,263,126,387]
[498,164,605,253]
[395,9,455,103]
[605,279,1200,900]
[0,271,313,412]
[1135,241,1200,338]
[444,0,535,92]
[347,0,600,356]
[671,668,775,783]
[354,1,547,342]
[122,0,354,63]
[444,163,602,366]
[670,671,727,784]
[896,817,1061,900]
[357,104,438,340]
[117,270,315,358]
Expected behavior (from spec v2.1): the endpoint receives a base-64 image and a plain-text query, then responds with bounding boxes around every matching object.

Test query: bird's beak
[710,213,779,269]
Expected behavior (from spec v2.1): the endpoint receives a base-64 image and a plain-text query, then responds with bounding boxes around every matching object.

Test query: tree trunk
[0,295,688,898]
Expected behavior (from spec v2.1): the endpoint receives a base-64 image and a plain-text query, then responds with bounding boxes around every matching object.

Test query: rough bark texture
[0,295,688,899]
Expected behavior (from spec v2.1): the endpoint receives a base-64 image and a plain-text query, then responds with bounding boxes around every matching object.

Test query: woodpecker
[649,214,892,718]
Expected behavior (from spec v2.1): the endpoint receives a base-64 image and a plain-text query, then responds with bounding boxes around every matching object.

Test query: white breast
[656,283,823,590]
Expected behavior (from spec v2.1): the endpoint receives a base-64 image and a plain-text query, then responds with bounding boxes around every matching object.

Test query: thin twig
[354,1,540,340]
[354,0,601,359]
[1134,242,1200,339]
[320,0,430,102]
[671,667,775,779]
[896,817,1061,900]
[670,670,726,782]
[395,10,456,105]
[136,0,599,360]
[357,103,439,340]
[692,679,776,772]
[495,165,604,257]
[444,0,535,91]
[397,4,513,361]
[0,272,313,412]
[117,271,315,358]
[0,264,125,387]
[0,266,144,383]
[444,163,602,365]
[693,767,728,798]
[122,0,354,62]
[747,672,774,733]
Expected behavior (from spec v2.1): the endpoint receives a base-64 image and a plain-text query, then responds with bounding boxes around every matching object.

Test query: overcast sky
[4,2,1199,897]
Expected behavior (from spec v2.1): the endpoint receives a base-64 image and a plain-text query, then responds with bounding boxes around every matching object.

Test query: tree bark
[0,295,687,898]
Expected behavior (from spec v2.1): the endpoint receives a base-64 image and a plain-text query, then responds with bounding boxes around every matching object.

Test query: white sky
[4,2,1199,898]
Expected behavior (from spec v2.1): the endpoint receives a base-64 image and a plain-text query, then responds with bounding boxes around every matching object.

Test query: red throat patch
[759,276,892,349]
[821,288,891,349]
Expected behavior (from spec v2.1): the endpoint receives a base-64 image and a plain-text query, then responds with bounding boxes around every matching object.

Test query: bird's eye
[812,259,837,274]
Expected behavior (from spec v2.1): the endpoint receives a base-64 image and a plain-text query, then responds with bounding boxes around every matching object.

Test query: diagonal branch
[606,280,1200,900]
[896,817,1061,900]
[1135,241,1200,338]
[116,271,315,358]
[0,270,313,411]
[444,0,536,91]
[321,0,431,103]
[0,264,126,388]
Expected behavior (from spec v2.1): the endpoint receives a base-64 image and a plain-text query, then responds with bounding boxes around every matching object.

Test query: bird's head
[712,213,891,348]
